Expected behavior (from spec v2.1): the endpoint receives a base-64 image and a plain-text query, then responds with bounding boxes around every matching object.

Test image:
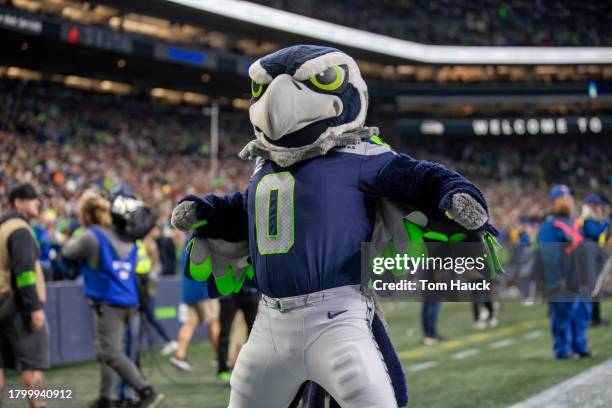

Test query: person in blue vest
[62,191,164,408]
[107,187,161,407]
[538,185,593,359]
[579,193,610,326]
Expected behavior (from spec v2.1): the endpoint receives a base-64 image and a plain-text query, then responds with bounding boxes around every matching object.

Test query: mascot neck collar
[262,121,328,148]
[239,126,378,168]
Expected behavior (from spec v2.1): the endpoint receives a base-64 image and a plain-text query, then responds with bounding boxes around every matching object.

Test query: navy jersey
[247,141,394,297]
[182,137,489,298]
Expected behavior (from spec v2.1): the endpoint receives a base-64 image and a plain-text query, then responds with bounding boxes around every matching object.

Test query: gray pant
[92,303,148,399]
[229,285,397,408]
[115,312,141,401]
[0,294,49,371]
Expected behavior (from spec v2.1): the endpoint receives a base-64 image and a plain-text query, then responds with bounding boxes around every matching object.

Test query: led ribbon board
[168,0,612,65]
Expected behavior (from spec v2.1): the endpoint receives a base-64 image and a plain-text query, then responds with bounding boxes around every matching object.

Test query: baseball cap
[548,184,572,202]
[584,193,606,206]
[8,183,39,203]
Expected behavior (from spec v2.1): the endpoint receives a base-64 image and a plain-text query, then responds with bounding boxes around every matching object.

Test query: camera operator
[61,190,163,408]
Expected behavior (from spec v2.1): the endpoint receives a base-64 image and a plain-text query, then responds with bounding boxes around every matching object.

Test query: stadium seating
[1,77,610,279]
[251,0,611,46]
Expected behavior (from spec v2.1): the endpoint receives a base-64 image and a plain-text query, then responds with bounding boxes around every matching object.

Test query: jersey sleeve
[179,190,249,242]
[61,229,97,260]
[8,228,42,313]
[374,153,488,215]
[357,142,397,195]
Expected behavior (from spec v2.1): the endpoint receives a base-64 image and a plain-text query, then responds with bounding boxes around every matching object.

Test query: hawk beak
[249,74,342,141]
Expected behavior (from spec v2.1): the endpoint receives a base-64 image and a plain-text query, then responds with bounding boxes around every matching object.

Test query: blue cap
[584,194,605,206]
[549,185,571,201]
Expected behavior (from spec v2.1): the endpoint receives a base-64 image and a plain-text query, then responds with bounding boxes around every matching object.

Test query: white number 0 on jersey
[254,172,295,254]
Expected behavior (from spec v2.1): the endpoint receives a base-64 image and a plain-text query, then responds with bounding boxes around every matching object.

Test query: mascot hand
[446,192,488,230]
[171,199,206,232]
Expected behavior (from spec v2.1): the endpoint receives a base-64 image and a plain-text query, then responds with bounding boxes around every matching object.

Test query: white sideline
[452,349,479,360]
[524,330,543,340]
[510,359,612,408]
[489,339,514,349]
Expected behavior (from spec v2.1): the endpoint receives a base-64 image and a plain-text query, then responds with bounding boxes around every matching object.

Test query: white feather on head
[248,59,273,84]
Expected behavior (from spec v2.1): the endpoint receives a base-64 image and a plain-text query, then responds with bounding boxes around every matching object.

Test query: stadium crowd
[0,78,253,280]
[0,78,610,280]
[253,0,611,46]
[396,135,612,233]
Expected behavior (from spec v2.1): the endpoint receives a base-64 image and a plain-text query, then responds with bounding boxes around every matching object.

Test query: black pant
[140,298,171,343]
[472,301,494,321]
[471,288,494,321]
[421,302,441,338]
[592,301,602,323]
[218,292,259,373]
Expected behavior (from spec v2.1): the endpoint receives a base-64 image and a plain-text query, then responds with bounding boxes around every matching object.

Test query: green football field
[5,301,612,407]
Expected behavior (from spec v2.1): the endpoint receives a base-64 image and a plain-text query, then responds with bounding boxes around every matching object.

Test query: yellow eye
[251,80,264,98]
[309,65,345,91]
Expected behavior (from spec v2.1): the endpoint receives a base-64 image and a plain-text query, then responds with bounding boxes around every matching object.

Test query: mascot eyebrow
[251,64,349,100]
[248,49,365,83]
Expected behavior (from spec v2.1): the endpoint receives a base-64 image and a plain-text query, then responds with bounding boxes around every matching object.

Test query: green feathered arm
[370,199,504,278]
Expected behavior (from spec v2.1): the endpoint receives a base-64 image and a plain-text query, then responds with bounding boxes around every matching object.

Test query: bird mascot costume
[171,45,499,408]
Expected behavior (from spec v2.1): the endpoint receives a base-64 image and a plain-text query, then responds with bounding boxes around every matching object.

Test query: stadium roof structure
[2,0,611,112]
[168,0,612,65]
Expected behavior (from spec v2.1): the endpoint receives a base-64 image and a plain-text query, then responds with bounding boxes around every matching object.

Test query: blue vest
[82,227,139,307]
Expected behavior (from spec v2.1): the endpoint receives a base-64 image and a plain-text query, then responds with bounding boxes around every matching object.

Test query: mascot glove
[171,195,209,233]
[446,192,488,230]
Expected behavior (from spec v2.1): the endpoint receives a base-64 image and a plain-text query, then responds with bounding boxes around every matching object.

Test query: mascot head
[243,45,369,161]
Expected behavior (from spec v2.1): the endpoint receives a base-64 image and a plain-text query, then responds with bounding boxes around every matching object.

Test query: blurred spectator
[0,77,610,282]
[0,183,49,408]
[151,225,177,277]
[0,78,253,280]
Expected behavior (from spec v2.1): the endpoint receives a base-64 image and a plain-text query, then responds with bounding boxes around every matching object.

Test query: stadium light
[202,102,220,187]
[3,66,42,81]
[167,0,612,65]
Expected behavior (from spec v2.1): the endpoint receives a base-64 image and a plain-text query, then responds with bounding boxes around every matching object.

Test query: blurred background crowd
[0,0,610,284]
[0,78,255,280]
[1,76,610,284]
[254,0,611,46]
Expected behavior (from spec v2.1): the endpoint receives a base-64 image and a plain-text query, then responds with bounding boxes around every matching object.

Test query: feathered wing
[355,198,503,408]
[370,198,503,278]
[172,189,253,298]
